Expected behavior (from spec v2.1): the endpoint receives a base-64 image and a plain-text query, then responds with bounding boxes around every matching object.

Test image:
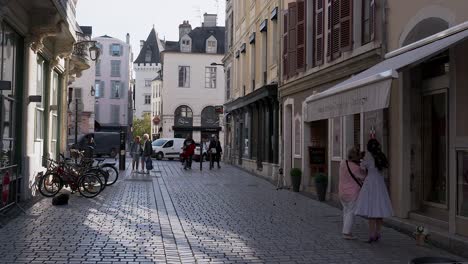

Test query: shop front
[301,21,468,237]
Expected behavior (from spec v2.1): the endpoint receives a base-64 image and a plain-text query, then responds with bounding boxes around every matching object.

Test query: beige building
[224,0,281,180]
[279,0,468,249]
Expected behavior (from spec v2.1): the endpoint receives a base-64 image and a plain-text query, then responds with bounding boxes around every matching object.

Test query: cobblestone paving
[0,160,464,263]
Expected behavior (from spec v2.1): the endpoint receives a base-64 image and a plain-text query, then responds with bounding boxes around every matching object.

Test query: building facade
[224,0,281,180]
[69,26,95,138]
[0,0,92,205]
[94,35,132,131]
[133,28,163,120]
[160,15,225,148]
[151,76,163,139]
[278,0,468,244]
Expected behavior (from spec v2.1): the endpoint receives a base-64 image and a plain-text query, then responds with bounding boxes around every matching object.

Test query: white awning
[304,21,468,122]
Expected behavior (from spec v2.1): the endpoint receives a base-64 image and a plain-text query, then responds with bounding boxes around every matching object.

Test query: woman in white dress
[355,139,393,243]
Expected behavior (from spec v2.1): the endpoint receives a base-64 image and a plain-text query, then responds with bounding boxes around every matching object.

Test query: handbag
[346,161,363,188]
[145,157,153,170]
[210,148,217,154]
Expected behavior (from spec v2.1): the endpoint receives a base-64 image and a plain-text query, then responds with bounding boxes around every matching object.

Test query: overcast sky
[76,0,226,57]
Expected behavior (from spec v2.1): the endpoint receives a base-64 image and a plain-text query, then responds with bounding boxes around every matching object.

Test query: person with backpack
[141,134,153,174]
[339,146,366,240]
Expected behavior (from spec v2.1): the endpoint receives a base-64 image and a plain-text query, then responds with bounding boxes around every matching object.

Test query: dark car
[70,132,120,158]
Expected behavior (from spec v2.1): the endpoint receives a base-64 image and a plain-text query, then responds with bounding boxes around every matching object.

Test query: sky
[76,0,226,58]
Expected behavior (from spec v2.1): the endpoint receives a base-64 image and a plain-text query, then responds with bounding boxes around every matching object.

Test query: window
[111,44,121,56]
[145,80,152,87]
[181,37,192,52]
[111,60,121,77]
[226,68,231,100]
[144,94,151,105]
[35,57,45,140]
[178,66,190,87]
[205,67,217,88]
[95,60,101,76]
[111,81,121,98]
[145,49,152,62]
[174,105,193,127]
[206,39,217,53]
[164,140,174,148]
[362,0,375,44]
[111,105,120,123]
[95,80,104,98]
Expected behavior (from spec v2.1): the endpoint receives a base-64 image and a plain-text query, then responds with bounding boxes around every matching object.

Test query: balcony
[70,31,92,77]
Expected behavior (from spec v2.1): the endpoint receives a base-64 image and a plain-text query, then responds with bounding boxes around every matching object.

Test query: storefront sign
[309,147,326,165]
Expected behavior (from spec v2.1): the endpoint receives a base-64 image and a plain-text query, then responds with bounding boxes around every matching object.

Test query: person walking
[182,136,196,170]
[208,135,222,169]
[339,147,366,240]
[355,139,394,243]
[141,134,153,174]
[130,136,142,173]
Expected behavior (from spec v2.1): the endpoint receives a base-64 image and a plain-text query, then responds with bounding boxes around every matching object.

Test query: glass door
[422,90,448,206]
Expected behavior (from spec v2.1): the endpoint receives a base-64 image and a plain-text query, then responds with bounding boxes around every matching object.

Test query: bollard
[119,129,126,171]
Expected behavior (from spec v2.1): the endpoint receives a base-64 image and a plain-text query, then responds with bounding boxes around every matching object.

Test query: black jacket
[143,140,152,157]
[208,140,222,154]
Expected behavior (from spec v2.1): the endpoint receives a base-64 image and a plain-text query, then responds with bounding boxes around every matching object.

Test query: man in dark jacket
[208,135,222,169]
[142,134,153,174]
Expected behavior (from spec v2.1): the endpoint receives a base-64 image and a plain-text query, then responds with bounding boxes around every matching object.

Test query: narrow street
[0,160,462,264]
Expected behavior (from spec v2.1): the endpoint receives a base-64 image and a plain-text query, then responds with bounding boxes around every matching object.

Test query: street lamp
[90,85,96,96]
[73,40,101,62]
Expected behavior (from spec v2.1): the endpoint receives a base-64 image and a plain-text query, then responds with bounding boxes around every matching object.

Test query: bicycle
[38,156,103,198]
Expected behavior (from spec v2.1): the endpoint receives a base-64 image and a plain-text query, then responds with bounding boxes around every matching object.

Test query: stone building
[223,0,281,180]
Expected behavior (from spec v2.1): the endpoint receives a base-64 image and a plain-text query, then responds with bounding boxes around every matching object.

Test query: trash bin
[410,257,459,264]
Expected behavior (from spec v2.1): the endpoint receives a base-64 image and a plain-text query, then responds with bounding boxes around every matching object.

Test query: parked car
[70,132,120,158]
[152,138,185,160]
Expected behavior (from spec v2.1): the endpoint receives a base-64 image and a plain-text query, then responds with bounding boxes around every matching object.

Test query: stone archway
[402,17,449,46]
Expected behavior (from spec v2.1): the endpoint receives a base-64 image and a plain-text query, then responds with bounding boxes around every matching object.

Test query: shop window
[35,57,45,140]
[457,150,468,217]
[174,105,193,127]
[201,106,219,127]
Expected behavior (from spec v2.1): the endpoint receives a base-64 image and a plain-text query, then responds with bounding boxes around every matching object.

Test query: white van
[152,138,185,160]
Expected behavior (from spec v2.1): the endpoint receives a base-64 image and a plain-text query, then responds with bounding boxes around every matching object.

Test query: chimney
[203,13,217,27]
[140,40,145,50]
[179,20,192,40]
[126,33,130,44]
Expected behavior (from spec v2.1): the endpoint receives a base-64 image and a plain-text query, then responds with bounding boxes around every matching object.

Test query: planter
[314,173,328,201]
[316,182,327,201]
[290,168,302,192]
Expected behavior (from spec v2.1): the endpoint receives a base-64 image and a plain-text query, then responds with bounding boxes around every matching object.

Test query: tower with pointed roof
[133,28,164,129]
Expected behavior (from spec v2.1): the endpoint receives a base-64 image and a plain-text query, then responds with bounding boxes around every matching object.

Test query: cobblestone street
[0,160,464,264]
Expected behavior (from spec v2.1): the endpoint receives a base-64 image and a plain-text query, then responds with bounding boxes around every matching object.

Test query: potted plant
[314,173,328,201]
[290,168,302,192]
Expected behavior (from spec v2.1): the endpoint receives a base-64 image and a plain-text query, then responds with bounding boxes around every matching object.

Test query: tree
[132,115,151,140]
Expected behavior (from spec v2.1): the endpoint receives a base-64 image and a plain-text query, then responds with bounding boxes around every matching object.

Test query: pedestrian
[208,135,222,170]
[130,136,141,173]
[355,138,394,243]
[83,135,95,159]
[182,135,195,170]
[141,134,153,174]
[339,147,366,240]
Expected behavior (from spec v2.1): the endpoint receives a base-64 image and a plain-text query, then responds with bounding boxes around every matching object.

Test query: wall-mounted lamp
[90,85,96,96]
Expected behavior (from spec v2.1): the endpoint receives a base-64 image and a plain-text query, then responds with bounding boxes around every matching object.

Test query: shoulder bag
[346,161,363,188]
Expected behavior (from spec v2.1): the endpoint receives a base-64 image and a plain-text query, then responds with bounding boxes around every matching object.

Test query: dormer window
[206,36,217,53]
[145,49,152,62]
[180,35,192,52]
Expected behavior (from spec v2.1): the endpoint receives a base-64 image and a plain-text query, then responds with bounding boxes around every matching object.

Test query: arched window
[201,106,219,127]
[174,105,193,127]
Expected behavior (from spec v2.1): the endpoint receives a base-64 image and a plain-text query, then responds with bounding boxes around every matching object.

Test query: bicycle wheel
[85,168,108,190]
[78,174,103,198]
[101,164,118,186]
[38,172,63,197]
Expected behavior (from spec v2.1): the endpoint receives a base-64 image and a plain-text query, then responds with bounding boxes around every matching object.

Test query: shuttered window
[313,0,325,67]
[283,12,289,77]
[362,0,375,44]
[288,2,298,76]
[327,0,354,61]
[296,0,306,72]
[340,0,353,50]
[331,0,341,60]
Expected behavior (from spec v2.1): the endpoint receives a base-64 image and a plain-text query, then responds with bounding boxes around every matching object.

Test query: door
[163,140,176,157]
[422,90,448,207]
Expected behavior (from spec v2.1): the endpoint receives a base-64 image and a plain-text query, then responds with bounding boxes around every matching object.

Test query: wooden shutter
[283,12,289,78]
[288,2,298,75]
[370,0,376,41]
[109,44,113,56]
[314,0,324,66]
[296,0,306,72]
[331,0,341,60]
[340,0,353,51]
[326,0,332,61]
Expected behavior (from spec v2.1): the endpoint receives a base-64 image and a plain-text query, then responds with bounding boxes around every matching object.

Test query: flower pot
[291,174,301,192]
[316,182,327,201]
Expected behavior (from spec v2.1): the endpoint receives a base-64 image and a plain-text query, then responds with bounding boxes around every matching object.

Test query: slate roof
[163,26,225,54]
[134,28,161,64]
